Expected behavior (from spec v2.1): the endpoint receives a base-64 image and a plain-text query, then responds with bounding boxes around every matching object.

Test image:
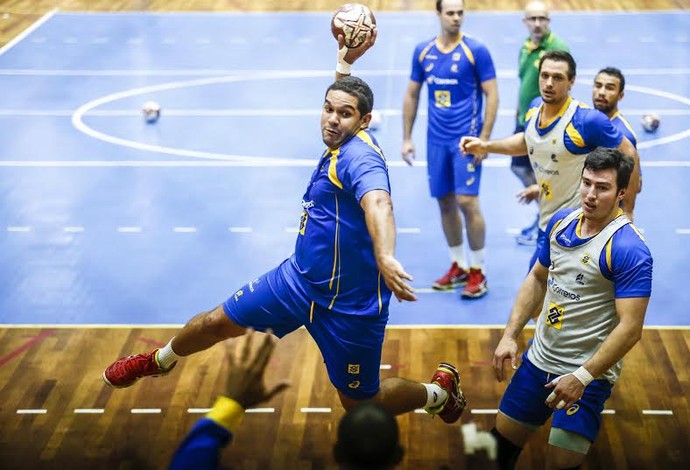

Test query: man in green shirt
[513,1,569,246]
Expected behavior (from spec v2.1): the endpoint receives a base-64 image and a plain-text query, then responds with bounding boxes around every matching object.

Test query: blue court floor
[0,10,689,326]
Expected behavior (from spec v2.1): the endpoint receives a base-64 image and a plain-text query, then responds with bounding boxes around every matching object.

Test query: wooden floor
[0,327,688,469]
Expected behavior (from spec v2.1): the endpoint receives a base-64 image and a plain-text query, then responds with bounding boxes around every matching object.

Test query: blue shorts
[222,260,388,400]
[499,354,613,442]
[427,139,482,198]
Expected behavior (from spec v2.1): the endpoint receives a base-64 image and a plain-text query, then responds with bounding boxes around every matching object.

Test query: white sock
[423,383,448,408]
[156,338,181,369]
[449,244,467,270]
[469,248,486,271]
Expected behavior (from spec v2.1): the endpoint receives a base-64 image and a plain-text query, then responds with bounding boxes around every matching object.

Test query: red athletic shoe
[461,268,488,299]
[426,362,467,424]
[432,262,468,290]
[102,350,176,388]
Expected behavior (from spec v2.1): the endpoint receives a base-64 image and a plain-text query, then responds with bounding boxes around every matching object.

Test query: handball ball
[142,101,161,124]
[640,112,660,133]
[331,3,377,48]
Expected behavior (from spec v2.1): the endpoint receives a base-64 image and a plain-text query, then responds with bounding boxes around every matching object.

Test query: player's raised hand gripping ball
[331,3,377,49]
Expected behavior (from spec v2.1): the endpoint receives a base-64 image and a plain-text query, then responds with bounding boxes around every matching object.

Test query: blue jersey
[410,34,496,143]
[610,111,637,148]
[290,130,391,316]
[539,208,652,298]
[526,97,623,154]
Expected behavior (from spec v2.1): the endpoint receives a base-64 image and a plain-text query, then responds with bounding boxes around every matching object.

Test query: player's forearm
[486,132,528,156]
[402,94,419,140]
[622,151,640,215]
[479,90,499,140]
[581,311,643,379]
[363,191,397,263]
[504,271,546,339]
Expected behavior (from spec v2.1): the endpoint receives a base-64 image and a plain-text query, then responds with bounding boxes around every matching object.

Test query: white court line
[0,9,58,56]
[397,228,421,234]
[17,409,47,414]
[284,227,299,233]
[74,409,105,414]
[414,409,427,414]
[601,410,616,415]
[676,229,690,234]
[173,227,197,233]
[117,226,142,233]
[380,364,392,370]
[131,408,161,414]
[7,226,30,232]
[229,227,253,233]
[301,408,331,413]
[187,408,211,413]
[470,409,499,415]
[246,408,275,413]
[415,288,456,294]
[642,410,673,416]
[64,226,84,233]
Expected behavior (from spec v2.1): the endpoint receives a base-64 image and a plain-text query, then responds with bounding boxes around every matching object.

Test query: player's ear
[360,112,372,129]
[618,188,626,201]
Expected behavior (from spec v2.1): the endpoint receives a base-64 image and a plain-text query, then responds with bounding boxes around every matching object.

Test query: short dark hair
[333,402,403,469]
[539,50,577,80]
[326,76,374,117]
[583,147,634,190]
[596,66,626,92]
[436,0,463,13]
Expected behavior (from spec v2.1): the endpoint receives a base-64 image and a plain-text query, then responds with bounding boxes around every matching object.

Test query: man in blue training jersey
[490,147,652,469]
[103,35,466,424]
[402,0,499,299]
[592,67,642,190]
[170,329,405,470]
[461,51,641,270]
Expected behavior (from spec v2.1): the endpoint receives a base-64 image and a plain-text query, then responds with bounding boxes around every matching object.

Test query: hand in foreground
[517,184,540,204]
[401,140,415,166]
[491,335,519,383]
[224,329,290,409]
[337,28,377,65]
[378,255,417,302]
[459,136,486,158]
[544,374,584,411]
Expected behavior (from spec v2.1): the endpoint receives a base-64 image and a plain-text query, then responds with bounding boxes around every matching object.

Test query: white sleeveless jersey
[525,99,585,231]
[527,209,630,383]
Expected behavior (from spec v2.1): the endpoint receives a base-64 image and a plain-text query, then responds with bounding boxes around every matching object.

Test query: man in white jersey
[461,51,641,270]
[489,147,652,469]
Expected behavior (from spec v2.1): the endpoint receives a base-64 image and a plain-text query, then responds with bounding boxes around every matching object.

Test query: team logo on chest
[451,64,458,73]
[452,52,461,61]
[547,301,565,329]
[581,254,591,265]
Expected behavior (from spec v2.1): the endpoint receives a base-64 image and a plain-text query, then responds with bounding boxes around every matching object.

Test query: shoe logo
[575,273,585,285]
[425,63,434,72]
[348,364,360,374]
[547,301,565,330]
[348,380,360,389]
[465,176,475,186]
[433,391,438,402]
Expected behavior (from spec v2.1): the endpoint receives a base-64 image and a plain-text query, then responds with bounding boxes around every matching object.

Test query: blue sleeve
[473,43,497,83]
[538,208,576,268]
[410,43,425,83]
[525,96,543,127]
[614,117,637,148]
[169,418,232,470]
[600,226,653,298]
[341,148,391,203]
[581,109,623,148]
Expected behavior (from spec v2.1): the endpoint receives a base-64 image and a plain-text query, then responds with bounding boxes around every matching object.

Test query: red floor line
[0,329,56,368]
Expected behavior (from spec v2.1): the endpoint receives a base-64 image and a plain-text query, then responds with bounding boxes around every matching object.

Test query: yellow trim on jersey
[525,106,538,122]
[328,149,343,189]
[377,272,383,314]
[434,34,463,55]
[356,130,385,159]
[630,224,645,241]
[611,111,638,142]
[458,36,475,66]
[605,237,613,272]
[538,97,572,129]
[417,40,436,63]
[566,122,586,148]
[328,194,342,310]
[309,301,315,323]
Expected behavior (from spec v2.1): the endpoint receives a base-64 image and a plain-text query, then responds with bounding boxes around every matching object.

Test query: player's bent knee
[546,428,589,469]
[199,305,245,339]
[491,427,523,470]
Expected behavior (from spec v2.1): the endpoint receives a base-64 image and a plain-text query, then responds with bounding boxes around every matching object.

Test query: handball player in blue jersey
[103,34,466,423]
[462,51,641,271]
[489,147,652,469]
[402,0,499,299]
[592,67,642,190]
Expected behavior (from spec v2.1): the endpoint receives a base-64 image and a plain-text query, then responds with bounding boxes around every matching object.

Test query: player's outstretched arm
[335,29,377,80]
[360,190,417,302]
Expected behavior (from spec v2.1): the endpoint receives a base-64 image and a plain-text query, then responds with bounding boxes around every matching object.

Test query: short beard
[594,103,614,115]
